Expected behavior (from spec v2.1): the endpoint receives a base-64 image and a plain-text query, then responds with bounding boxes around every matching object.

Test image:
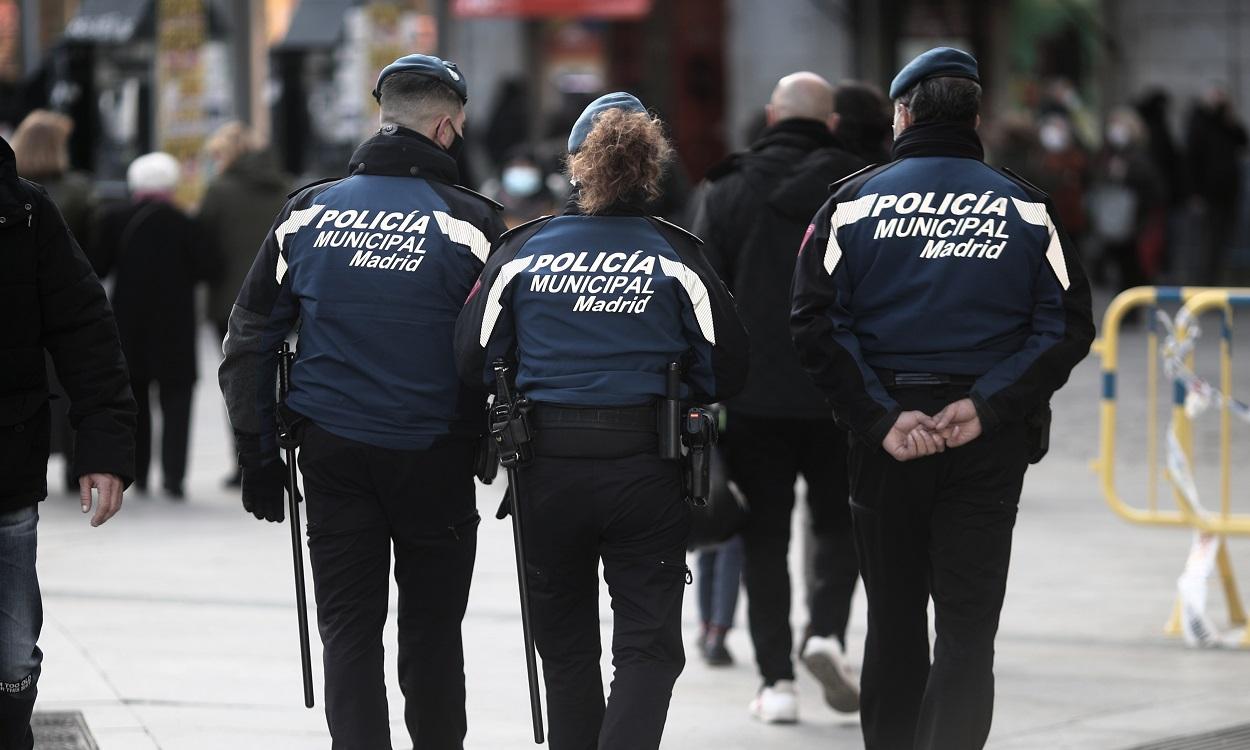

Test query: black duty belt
[529,403,658,433]
[873,368,977,388]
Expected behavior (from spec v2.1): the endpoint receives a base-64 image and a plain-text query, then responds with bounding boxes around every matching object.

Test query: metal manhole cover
[1125,723,1250,750]
[31,711,98,750]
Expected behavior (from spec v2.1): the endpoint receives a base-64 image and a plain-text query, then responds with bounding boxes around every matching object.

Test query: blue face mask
[502,166,543,197]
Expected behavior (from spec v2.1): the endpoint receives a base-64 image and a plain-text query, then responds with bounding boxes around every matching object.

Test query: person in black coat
[1185,86,1248,284]
[691,71,866,723]
[0,134,135,750]
[94,153,214,498]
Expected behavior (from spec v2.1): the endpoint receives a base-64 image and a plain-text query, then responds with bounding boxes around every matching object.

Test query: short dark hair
[896,76,981,126]
[378,72,462,130]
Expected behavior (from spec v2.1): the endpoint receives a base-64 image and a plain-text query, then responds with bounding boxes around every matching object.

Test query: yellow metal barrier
[1092,286,1250,644]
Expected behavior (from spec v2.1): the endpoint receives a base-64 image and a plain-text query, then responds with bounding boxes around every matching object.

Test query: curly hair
[568,108,673,215]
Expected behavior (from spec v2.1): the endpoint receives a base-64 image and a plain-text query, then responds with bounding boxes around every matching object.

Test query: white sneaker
[801,635,860,713]
[749,679,799,724]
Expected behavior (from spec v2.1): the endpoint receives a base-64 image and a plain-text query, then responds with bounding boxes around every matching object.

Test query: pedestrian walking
[94,153,214,499]
[9,109,98,494]
[455,92,748,750]
[199,121,291,487]
[0,134,136,750]
[695,533,743,665]
[790,48,1094,750]
[219,54,504,749]
[1185,85,1248,285]
[691,71,865,722]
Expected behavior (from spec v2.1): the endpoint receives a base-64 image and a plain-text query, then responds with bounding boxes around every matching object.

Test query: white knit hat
[127,152,181,194]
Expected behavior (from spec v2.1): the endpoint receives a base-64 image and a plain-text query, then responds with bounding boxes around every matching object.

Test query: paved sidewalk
[29,297,1250,749]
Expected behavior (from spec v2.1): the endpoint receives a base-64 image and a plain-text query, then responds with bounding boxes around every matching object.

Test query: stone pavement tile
[87,727,162,750]
[990,725,1159,750]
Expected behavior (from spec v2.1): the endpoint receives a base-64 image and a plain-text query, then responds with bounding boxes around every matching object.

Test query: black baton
[492,361,545,744]
[278,341,315,709]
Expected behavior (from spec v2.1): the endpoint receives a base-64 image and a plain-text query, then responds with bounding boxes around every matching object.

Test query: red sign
[453,0,651,19]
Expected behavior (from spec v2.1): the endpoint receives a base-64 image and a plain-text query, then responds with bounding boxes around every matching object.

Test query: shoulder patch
[497,214,554,243]
[287,176,339,200]
[999,167,1049,200]
[452,184,505,211]
[704,152,744,181]
[826,162,884,194]
[649,216,704,245]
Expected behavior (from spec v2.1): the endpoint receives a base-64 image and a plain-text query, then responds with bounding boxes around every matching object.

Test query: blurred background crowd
[0,0,1248,643]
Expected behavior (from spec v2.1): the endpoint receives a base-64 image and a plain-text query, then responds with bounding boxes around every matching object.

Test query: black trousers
[299,424,479,750]
[848,386,1028,750]
[724,415,859,684]
[519,449,690,750]
[131,377,193,492]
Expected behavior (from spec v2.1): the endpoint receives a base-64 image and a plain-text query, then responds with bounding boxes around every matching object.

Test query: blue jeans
[696,535,743,629]
[0,504,41,750]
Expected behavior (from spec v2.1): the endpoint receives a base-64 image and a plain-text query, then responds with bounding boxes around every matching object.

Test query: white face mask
[502,166,543,197]
[1107,122,1132,149]
[1039,122,1071,152]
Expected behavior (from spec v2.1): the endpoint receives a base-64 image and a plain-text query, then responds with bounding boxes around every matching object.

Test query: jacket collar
[891,121,985,161]
[751,118,838,153]
[561,189,649,217]
[346,125,459,183]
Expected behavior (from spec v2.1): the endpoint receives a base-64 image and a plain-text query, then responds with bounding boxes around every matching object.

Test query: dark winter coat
[199,150,292,328]
[94,199,216,384]
[0,136,136,511]
[692,118,866,419]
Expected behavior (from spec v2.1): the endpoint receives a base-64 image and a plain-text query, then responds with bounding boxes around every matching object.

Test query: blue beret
[373,54,467,104]
[567,92,647,153]
[888,47,979,100]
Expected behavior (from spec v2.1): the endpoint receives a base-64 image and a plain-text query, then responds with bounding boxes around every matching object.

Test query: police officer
[219,55,504,749]
[692,71,865,722]
[455,93,748,750]
[790,48,1094,750]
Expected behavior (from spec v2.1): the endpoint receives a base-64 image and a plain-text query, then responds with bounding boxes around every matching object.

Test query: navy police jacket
[455,203,749,407]
[219,126,505,460]
[790,122,1095,446]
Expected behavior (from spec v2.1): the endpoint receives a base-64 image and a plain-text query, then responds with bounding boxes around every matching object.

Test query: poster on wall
[156,0,208,207]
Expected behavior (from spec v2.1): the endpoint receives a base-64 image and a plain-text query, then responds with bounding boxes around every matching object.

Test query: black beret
[567,92,647,153]
[888,46,979,100]
[373,54,468,104]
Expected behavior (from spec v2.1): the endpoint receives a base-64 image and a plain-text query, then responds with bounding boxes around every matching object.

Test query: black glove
[241,458,301,522]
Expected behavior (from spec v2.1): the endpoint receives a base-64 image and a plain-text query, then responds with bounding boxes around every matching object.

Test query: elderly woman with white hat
[93,152,216,500]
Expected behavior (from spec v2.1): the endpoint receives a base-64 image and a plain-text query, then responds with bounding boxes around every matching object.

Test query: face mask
[502,166,543,197]
[440,120,465,159]
[1107,122,1132,149]
[1039,123,1070,152]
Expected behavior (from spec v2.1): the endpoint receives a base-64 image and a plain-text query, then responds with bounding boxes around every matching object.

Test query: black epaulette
[999,167,1049,199]
[287,176,339,199]
[650,216,704,245]
[497,214,554,243]
[704,152,744,181]
[452,184,505,211]
[826,162,881,194]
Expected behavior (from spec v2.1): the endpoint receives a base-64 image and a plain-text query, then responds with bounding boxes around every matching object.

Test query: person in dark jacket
[220,55,505,749]
[455,92,748,750]
[10,109,99,493]
[199,121,291,486]
[833,81,893,165]
[0,134,136,750]
[1185,86,1248,284]
[94,153,214,499]
[691,71,866,723]
[791,48,1094,750]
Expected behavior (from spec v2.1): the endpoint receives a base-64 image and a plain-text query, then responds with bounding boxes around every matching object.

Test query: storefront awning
[452,0,651,19]
[276,0,357,51]
[63,0,153,44]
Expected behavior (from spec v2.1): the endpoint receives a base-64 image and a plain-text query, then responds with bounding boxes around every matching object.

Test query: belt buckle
[893,372,944,386]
